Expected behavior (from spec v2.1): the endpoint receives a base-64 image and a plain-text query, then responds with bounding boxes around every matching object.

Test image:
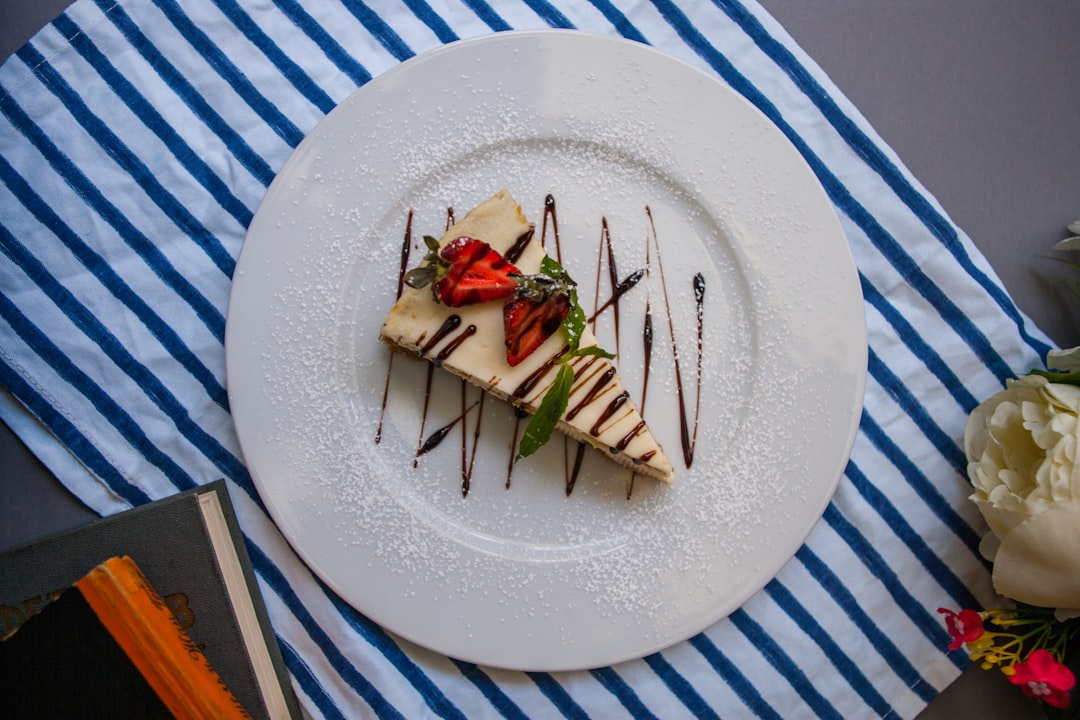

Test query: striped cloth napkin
[0,0,1053,717]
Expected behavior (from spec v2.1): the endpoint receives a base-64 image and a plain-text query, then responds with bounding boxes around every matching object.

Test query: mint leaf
[516,363,574,461]
[574,345,616,359]
[563,287,586,353]
[540,255,573,283]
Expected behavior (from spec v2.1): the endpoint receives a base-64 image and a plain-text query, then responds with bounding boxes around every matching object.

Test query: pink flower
[938,608,985,650]
[1008,649,1076,709]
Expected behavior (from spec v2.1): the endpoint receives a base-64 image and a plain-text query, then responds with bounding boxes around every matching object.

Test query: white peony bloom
[964,373,1080,613]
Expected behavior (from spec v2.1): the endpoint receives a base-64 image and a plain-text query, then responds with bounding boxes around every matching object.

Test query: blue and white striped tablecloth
[0,1,1053,717]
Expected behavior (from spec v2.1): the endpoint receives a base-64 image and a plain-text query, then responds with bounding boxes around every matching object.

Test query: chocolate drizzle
[646,206,700,468]
[435,325,476,362]
[566,366,615,421]
[541,193,560,263]
[397,211,415,299]
[417,400,479,457]
[690,272,705,466]
[627,221,658,498]
[413,315,462,465]
[413,364,435,468]
[461,383,483,497]
[592,218,620,353]
[505,405,530,489]
[417,419,454,456]
[421,315,462,355]
[589,270,643,326]
[511,346,569,400]
[590,391,629,437]
[616,421,646,451]
[376,209,414,444]
[567,443,586,496]
[505,228,535,264]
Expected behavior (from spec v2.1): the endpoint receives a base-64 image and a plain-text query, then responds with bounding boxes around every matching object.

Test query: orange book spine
[75,556,252,720]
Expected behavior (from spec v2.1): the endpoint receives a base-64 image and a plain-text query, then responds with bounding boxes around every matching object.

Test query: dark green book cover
[0,480,300,720]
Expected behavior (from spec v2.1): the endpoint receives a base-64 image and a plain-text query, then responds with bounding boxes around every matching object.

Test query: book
[2,555,252,718]
[0,480,300,719]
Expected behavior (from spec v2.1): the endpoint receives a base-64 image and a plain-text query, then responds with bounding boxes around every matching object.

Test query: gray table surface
[3,2,1077,717]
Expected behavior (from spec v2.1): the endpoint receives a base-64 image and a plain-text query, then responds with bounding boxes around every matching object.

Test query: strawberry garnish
[503,292,571,367]
[404,236,520,307]
[438,237,521,306]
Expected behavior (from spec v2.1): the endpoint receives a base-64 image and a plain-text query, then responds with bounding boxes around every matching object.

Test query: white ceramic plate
[226,31,866,671]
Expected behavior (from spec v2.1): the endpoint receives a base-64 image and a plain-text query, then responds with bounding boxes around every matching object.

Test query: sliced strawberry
[503,293,571,366]
[434,237,520,307]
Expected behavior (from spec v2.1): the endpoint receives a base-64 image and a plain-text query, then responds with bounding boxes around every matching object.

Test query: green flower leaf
[516,363,574,461]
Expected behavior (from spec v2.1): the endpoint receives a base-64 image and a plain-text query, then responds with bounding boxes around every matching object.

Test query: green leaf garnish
[573,345,616,360]
[565,284,612,359]
[401,235,450,302]
[540,255,573,283]
[516,363,574,461]
[403,265,437,289]
[562,287,586,353]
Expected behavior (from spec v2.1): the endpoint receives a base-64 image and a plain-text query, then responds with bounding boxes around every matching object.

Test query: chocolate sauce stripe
[511,345,569,399]
[412,363,436,467]
[564,360,606,407]
[566,366,617,422]
[396,209,414,301]
[513,352,604,409]
[645,205,701,469]
[505,227,535,264]
[462,383,484,498]
[435,325,476,362]
[416,399,479,457]
[420,315,462,355]
[591,219,607,327]
[376,208,415,444]
[541,193,560,264]
[590,406,636,439]
[566,442,587,495]
[615,421,646,451]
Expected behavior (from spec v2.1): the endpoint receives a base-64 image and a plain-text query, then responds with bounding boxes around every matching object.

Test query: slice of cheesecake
[378,190,674,484]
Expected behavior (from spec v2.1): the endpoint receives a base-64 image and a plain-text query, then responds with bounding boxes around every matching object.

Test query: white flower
[1051,219,1080,250]
[1047,346,1080,372]
[964,373,1080,613]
